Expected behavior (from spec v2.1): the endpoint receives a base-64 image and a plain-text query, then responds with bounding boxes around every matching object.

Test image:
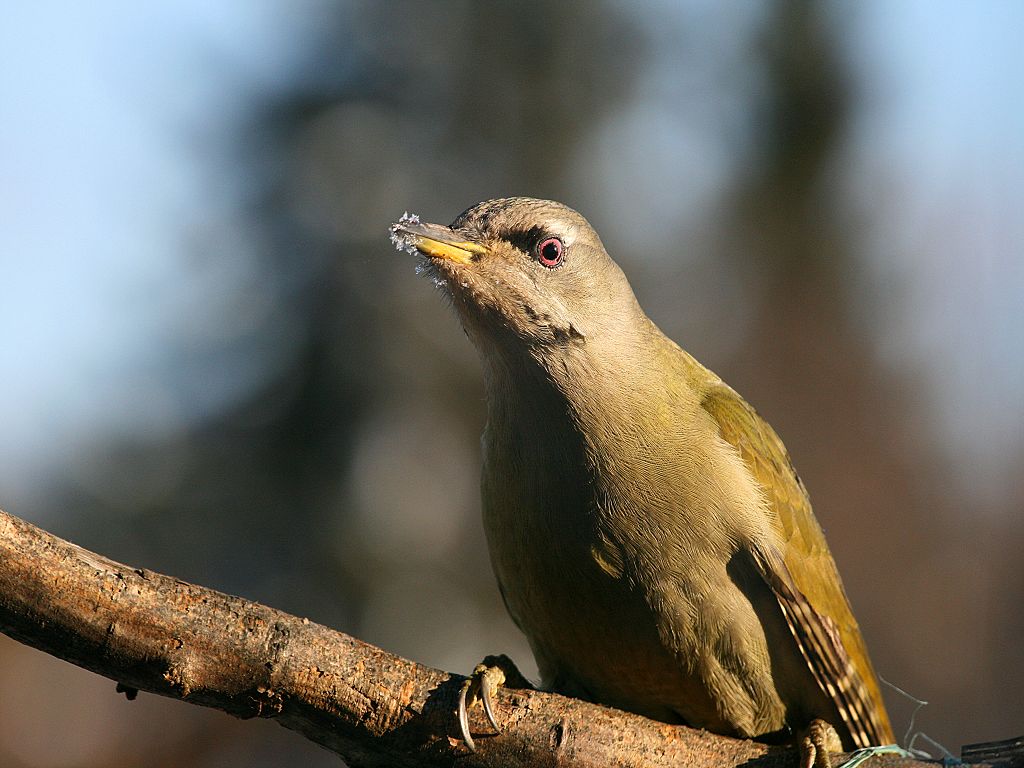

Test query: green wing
[701,382,893,747]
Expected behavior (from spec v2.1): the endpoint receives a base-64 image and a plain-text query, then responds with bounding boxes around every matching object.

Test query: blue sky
[1,1,1021,508]
[1,3,317,505]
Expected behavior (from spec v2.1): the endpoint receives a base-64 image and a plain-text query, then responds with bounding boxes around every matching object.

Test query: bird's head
[390,198,643,366]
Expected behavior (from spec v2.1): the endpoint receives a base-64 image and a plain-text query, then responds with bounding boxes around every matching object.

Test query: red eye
[537,237,564,268]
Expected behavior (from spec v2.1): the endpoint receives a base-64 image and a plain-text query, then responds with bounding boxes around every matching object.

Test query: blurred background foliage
[2,1,1022,765]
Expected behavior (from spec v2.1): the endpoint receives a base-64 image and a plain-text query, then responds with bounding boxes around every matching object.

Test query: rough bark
[0,508,1005,767]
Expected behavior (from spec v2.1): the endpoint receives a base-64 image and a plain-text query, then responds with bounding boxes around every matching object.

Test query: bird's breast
[476,364,787,730]
[480,434,689,716]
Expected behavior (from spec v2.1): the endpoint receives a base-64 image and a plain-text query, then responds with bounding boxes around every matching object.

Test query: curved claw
[457,678,476,752]
[481,683,500,732]
[456,662,509,751]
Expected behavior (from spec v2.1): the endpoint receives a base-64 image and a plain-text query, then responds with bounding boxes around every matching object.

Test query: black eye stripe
[505,225,549,254]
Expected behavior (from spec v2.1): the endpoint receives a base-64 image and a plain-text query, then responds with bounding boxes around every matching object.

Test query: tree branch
[0,508,996,767]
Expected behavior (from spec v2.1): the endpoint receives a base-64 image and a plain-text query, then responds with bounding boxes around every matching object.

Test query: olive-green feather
[701,382,894,747]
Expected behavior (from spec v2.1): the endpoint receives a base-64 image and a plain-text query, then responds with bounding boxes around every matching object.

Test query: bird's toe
[455,654,530,751]
[798,719,843,768]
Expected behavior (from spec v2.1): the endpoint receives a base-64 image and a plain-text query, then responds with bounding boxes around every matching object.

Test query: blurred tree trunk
[722,0,928,667]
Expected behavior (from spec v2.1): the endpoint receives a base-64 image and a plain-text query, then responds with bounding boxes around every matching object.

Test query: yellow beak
[391,220,487,265]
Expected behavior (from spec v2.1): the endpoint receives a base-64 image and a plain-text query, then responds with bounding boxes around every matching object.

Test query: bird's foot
[798,719,843,768]
[456,654,530,751]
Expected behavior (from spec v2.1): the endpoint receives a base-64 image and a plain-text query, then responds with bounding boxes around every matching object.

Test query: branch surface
[0,508,990,768]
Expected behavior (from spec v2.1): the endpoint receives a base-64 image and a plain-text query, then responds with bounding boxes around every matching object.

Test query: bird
[389,198,894,766]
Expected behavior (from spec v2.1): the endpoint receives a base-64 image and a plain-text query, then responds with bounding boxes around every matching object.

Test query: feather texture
[702,383,893,746]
